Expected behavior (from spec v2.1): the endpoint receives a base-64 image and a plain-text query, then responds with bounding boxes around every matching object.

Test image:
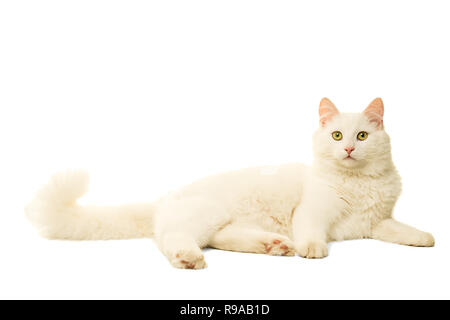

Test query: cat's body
[26,98,434,269]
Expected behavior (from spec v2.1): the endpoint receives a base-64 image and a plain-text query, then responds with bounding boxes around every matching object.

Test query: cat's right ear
[363,98,384,129]
[319,98,339,127]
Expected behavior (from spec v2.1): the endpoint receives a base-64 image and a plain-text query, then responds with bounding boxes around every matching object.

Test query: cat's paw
[408,232,435,247]
[263,236,295,256]
[296,241,328,259]
[170,250,207,270]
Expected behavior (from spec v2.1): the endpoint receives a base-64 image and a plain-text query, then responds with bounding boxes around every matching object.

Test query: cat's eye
[332,131,343,141]
[357,131,368,141]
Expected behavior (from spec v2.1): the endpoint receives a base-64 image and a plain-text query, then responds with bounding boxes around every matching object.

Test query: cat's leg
[292,203,329,259]
[154,196,230,269]
[371,219,435,247]
[209,224,295,256]
[292,178,345,259]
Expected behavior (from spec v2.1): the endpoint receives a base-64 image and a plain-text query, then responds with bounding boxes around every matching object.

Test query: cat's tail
[25,170,155,240]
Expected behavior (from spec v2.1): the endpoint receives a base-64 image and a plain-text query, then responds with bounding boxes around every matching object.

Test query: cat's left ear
[319,98,339,127]
[363,98,384,129]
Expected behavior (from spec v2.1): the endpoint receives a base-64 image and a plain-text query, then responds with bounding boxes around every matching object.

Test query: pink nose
[345,146,355,155]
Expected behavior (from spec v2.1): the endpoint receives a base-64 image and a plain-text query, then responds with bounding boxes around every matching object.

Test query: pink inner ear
[363,98,384,129]
[319,98,339,127]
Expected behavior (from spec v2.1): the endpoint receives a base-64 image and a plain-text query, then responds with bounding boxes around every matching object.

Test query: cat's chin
[338,157,365,169]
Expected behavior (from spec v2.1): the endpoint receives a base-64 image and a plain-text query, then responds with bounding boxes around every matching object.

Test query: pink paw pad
[263,237,294,256]
[180,260,195,269]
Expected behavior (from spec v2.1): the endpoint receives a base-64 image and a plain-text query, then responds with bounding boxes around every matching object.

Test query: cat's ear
[319,98,339,126]
[363,98,384,129]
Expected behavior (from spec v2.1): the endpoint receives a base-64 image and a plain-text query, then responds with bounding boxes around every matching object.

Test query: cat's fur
[26,98,434,269]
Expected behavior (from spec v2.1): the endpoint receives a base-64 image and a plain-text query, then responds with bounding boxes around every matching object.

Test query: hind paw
[263,236,295,256]
[170,251,207,270]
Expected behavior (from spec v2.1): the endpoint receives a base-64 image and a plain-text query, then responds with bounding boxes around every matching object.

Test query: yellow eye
[332,131,343,141]
[357,131,368,141]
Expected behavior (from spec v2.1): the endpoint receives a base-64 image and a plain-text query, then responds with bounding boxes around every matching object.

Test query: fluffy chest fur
[327,169,402,241]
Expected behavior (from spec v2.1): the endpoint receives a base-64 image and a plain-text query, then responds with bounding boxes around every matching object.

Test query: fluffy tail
[25,170,155,240]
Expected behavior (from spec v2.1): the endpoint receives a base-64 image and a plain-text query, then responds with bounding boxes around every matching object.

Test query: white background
[1,0,449,299]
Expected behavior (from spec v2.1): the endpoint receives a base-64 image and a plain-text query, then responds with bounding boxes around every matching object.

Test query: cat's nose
[345,146,355,155]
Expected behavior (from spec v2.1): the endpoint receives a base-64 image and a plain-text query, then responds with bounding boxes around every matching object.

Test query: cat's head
[312,98,392,172]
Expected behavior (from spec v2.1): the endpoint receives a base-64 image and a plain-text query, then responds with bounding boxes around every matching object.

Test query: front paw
[410,232,435,247]
[296,241,328,259]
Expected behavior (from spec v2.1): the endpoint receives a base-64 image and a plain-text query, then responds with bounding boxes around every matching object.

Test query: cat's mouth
[344,155,356,160]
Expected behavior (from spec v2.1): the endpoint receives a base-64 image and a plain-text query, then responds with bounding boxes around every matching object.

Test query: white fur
[26,102,435,269]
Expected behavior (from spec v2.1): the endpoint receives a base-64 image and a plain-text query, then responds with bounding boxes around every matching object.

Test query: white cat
[26,98,435,269]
